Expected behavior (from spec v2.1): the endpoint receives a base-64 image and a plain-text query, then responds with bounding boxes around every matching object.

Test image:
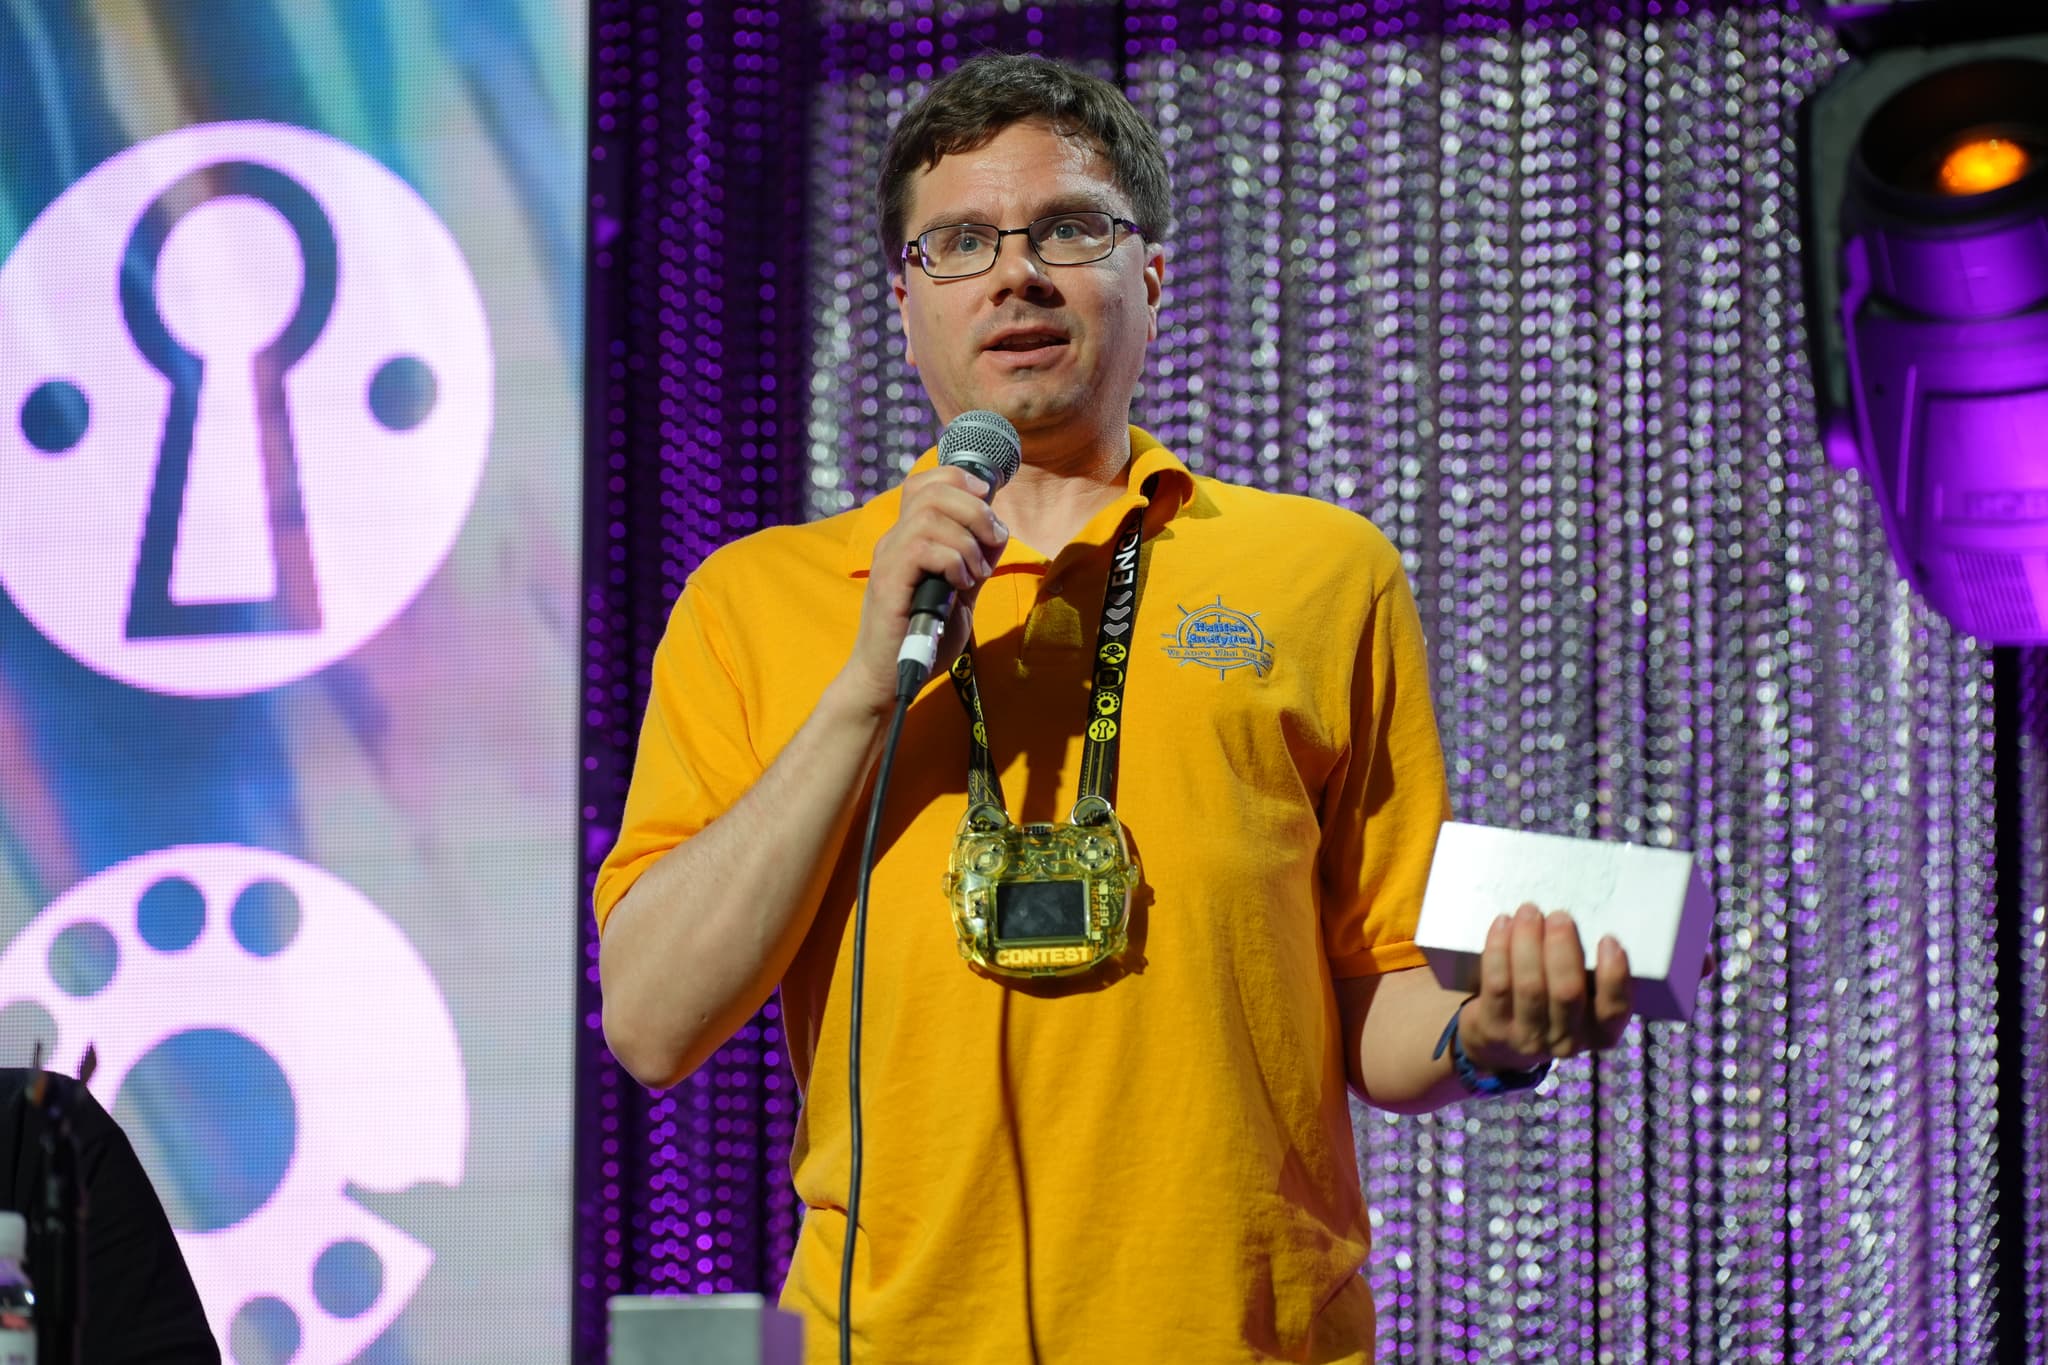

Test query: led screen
[0,3,584,1361]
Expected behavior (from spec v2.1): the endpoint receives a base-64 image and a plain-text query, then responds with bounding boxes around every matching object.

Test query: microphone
[895,410,1023,698]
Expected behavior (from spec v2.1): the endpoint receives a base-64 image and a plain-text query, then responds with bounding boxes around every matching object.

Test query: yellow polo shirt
[596,427,1449,1363]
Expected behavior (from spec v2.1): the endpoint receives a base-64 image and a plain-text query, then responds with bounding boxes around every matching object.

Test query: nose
[983,232,1056,302]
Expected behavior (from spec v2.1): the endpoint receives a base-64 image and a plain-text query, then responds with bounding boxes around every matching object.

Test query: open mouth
[985,332,1070,354]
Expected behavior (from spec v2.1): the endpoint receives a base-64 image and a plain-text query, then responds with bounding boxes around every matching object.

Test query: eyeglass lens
[917,212,1123,277]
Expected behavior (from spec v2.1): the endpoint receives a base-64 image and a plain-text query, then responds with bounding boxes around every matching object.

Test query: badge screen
[996,880,1091,941]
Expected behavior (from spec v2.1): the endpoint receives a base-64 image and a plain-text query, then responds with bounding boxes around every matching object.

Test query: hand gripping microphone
[894,409,1022,698]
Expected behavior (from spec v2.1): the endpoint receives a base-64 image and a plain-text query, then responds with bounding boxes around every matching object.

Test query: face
[892,119,1164,455]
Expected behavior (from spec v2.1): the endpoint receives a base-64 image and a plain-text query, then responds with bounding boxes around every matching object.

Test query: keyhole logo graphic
[125,162,335,642]
[0,846,468,1365]
[0,122,494,696]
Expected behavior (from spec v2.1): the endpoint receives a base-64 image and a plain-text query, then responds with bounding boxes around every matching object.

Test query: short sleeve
[592,567,763,933]
[1317,551,1451,978]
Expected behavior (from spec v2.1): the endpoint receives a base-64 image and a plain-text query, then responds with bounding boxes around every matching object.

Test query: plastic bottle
[0,1211,33,1364]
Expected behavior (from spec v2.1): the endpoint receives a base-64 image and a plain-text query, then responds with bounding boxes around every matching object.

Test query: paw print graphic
[0,846,467,1364]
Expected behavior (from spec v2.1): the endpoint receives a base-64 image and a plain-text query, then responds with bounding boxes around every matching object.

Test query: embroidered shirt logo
[1162,596,1273,679]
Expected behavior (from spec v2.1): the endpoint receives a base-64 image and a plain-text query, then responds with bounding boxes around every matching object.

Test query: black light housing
[1809,0,2048,55]
[1800,3,2048,642]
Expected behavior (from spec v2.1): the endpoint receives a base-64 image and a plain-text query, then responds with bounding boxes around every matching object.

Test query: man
[596,53,1634,1363]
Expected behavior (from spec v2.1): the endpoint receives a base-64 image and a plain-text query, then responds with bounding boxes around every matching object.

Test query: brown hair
[878,53,1173,263]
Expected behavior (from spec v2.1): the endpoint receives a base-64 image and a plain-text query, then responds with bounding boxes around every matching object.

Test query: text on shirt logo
[1162,596,1274,680]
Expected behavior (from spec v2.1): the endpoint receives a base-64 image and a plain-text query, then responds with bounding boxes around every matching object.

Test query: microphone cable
[840,659,924,1365]
[839,410,1017,1363]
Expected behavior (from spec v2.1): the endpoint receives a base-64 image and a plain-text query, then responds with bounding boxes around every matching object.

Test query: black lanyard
[947,482,1153,823]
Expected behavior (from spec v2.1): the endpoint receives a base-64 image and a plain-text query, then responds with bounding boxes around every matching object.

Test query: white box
[1415,821,1714,1023]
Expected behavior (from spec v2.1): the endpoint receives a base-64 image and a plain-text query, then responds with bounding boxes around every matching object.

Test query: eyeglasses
[902,211,1144,280]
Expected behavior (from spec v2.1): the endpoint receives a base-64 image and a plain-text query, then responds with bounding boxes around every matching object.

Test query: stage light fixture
[1800,2,2048,643]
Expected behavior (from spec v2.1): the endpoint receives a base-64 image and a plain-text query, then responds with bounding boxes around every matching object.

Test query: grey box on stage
[608,1294,804,1365]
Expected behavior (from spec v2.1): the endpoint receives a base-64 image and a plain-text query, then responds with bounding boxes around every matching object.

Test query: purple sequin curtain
[578,1,811,1351]
[577,3,2048,1361]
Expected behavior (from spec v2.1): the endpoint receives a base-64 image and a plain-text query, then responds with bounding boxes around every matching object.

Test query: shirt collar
[842,425,1198,576]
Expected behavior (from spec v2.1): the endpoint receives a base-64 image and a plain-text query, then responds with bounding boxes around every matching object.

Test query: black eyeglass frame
[900,213,1145,280]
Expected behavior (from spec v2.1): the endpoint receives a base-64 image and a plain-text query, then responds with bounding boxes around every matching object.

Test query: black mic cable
[842,411,1020,1365]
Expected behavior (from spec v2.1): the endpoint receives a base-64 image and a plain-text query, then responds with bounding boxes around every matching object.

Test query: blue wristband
[1432,997,1551,1096]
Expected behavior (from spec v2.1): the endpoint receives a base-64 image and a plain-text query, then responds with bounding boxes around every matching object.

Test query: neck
[991,426,1133,558]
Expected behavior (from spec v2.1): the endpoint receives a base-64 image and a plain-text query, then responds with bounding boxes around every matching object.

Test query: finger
[1592,934,1634,1049]
[1542,912,1588,1056]
[882,536,981,596]
[886,512,995,592]
[904,466,1003,525]
[1476,912,1515,1038]
[907,464,991,500]
[903,483,1010,558]
[1509,902,1548,1055]
[901,479,994,527]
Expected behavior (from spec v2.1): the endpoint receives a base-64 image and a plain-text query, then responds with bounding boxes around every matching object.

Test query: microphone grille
[937,410,1023,491]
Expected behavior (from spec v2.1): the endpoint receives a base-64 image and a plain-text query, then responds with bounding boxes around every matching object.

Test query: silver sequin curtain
[797,4,2040,1362]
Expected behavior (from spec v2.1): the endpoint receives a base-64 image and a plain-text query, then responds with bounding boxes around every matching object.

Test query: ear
[1143,245,1165,343]
[892,272,918,369]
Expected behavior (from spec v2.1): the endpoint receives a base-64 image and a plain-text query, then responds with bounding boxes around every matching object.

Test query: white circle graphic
[0,845,469,1364]
[0,122,495,697]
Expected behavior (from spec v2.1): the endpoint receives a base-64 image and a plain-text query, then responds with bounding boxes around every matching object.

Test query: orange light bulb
[1938,137,2031,196]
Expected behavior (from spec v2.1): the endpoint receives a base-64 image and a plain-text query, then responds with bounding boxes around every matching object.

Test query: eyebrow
[910,196,1123,237]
